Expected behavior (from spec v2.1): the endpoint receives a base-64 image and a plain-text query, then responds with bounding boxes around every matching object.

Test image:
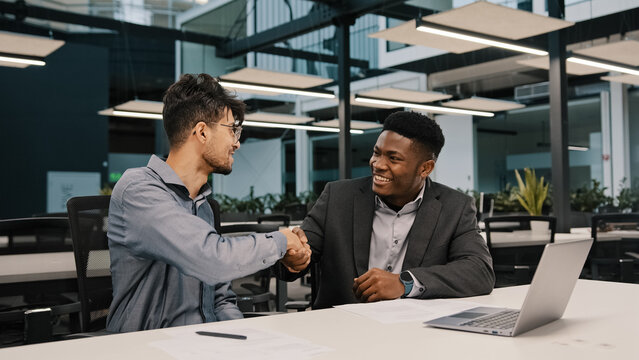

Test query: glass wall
[310,130,382,195]
[476,96,603,193]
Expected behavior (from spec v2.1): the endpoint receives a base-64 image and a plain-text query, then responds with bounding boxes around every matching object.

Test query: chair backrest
[0,217,71,255]
[220,223,281,312]
[284,203,307,221]
[591,213,639,255]
[66,195,112,332]
[484,215,557,250]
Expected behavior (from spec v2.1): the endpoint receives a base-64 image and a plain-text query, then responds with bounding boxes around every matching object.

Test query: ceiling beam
[216,0,406,58]
[0,0,225,46]
[258,46,369,68]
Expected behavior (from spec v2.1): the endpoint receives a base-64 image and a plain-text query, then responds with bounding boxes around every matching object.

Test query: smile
[374,175,391,183]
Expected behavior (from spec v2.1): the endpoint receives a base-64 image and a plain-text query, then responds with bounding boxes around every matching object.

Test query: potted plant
[569,179,614,227]
[514,168,549,233]
[616,178,639,212]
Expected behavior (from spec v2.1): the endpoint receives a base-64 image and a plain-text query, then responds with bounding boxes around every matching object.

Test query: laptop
[425,239,593,337]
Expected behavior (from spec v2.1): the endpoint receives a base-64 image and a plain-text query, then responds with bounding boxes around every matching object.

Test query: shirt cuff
[267,231,288,259]
[405,270,426,298]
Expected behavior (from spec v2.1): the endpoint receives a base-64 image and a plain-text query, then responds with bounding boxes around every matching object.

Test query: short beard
[203,150,233,175]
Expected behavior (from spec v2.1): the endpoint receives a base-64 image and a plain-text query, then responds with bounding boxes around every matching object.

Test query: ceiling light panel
[369,20,487,54]
[517,56,606,75]
[354,96,494,117]
[313,120,383,130]
[358,88,452,103]
[220,68,333,89]
[601,74,639,86]
[0,31,64,57]
[423,1,573,41]
[573,40,639,67]
[442,97,525,112]
[244,112,314,124]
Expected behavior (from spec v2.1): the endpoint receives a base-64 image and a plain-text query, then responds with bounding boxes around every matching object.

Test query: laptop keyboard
[461,310,520,329]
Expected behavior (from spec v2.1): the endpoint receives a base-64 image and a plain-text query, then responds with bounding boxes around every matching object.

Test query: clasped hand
[352,268,404,302]
[279,227,311,273]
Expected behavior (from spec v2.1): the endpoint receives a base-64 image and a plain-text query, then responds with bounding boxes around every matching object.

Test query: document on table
[334,298,483,324]
[150,327,333,360]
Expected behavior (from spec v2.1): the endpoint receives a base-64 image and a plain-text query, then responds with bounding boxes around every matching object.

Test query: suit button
[387,266,392,271]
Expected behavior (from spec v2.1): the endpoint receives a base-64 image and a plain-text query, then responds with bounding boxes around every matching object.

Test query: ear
[193,121,209,143]
[419,160,435,179]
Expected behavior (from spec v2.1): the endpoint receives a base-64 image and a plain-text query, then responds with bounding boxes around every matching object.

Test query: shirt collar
[375,180,426,214]
[147,155,212,198]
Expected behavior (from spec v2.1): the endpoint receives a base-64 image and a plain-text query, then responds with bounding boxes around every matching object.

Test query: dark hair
[162,73,245,147]
[382,111,445,161]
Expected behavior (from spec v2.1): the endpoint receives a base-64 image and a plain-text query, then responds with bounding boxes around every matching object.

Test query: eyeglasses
[215,122,243,143]
[192,119,243,143]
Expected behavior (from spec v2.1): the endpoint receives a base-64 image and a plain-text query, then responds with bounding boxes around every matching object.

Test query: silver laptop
[425,239,593,337]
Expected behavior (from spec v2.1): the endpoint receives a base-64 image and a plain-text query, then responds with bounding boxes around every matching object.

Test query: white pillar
[295,98,310,195]
[609,81,631,196]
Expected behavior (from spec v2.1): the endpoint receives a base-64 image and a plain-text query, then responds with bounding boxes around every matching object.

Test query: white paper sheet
[150,327,333,360]
[334,298,483,324]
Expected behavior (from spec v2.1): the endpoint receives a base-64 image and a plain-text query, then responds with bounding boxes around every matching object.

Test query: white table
[481,231,591,248]
[0,280,635,359]
[0,250,110,297]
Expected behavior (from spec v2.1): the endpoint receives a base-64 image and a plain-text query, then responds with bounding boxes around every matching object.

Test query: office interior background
[1,0,638,221]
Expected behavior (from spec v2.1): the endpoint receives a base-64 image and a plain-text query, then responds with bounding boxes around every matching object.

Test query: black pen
[195,330,247,340]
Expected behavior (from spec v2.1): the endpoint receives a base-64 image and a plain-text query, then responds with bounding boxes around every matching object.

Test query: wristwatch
[400,270,414,297]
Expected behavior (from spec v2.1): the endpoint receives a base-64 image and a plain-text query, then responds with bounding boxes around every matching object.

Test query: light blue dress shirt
[369,183,426,297]
[106,155,287,332]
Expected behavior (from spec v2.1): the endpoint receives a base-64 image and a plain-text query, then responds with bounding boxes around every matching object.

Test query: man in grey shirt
[107,74,310,332]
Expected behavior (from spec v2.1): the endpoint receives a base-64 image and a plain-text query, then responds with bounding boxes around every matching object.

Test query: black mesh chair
[484,215,556,287]
[220,223,282,312]
[0,217,79,345]
[257,214,291,227]
[0,217,72,255]
[590,213,639,283]
[66,195,113,333]
[284,262,319,312]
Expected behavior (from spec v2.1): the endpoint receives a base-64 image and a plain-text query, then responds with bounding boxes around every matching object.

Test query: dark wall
[0,42,109,219]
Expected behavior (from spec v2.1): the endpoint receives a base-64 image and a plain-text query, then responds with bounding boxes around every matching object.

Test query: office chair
[0,217,72,255]
[66,195,113,333]
[589,213,639,283]
[484,215,556,287]
[257,214,291,227]
[219,223,282,312]
[0,217,80,345]
[284,262,319,312]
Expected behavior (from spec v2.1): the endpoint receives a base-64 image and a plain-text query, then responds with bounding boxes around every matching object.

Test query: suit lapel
[402,179,442,269]
[353,178,375,276]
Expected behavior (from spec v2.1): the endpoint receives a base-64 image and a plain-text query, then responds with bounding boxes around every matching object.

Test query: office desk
[0,250,110,296]
[481,231,590,247]
[1,280,636,359]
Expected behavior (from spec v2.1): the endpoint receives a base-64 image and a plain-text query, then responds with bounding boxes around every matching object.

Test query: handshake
[278,227,312,273]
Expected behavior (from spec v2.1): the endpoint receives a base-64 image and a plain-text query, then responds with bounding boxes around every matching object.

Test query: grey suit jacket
[277,176,494,309]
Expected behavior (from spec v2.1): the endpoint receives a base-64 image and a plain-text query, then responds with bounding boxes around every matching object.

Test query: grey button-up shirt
[106,155,286,332]
[369,182,426,297]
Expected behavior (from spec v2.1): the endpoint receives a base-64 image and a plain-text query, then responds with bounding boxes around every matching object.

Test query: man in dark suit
[277,111,494,309]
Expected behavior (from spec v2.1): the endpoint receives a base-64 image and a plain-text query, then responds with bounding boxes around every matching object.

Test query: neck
[165,145,209,199]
